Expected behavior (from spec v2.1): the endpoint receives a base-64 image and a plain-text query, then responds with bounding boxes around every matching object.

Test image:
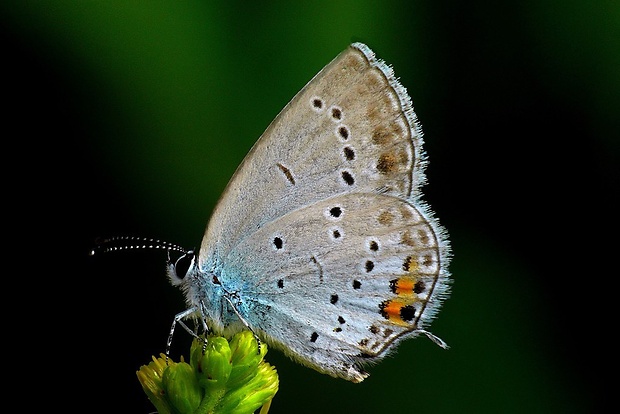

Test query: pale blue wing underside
[186,43,451,382]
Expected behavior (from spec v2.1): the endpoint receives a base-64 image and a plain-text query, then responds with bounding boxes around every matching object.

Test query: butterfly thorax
[167,251,244,335]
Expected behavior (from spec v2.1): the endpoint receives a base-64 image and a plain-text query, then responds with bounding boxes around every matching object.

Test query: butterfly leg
[223,295,262,354]
[166,306,203,362]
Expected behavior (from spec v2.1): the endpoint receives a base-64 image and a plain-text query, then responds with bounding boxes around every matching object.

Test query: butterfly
[103,42,451,383]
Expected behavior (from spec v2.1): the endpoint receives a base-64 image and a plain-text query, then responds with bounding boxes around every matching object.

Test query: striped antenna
[89,236,189,256]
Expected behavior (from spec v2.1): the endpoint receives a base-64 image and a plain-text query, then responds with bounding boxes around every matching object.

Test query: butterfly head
[166,249,197,287]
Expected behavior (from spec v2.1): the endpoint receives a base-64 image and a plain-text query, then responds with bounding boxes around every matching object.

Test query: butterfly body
[169,43,451,382]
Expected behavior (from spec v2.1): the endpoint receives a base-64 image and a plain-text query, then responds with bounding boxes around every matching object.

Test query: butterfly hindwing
[217,192,448,381]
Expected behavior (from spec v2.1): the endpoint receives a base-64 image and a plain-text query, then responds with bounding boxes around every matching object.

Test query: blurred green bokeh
[4,1,615,413]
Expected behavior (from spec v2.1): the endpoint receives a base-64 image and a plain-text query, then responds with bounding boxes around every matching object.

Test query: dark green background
[4,1,615,412]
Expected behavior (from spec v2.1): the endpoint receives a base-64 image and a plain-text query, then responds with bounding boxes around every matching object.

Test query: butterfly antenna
[89,236,189,256]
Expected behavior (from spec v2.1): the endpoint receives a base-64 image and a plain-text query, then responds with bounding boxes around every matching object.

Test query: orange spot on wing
[390,276,418,296]
[380,299,417,326]
[395,277,415,295]
[382,300,401,318]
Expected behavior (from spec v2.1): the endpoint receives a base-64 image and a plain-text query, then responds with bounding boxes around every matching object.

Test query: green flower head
[137,331,278,414]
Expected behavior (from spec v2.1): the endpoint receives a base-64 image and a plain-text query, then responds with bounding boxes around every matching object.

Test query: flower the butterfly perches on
[137,331,279,414]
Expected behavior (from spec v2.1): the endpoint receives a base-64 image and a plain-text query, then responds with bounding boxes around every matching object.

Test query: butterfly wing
[194,43,451,381]
[221,192,449,382]
[200,43,430,264]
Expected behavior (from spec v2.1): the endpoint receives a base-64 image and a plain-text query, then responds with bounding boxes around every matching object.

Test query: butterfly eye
[168,250,196,284]
[175,251,195,279]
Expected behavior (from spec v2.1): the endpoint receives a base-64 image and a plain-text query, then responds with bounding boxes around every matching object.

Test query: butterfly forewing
[200,44,425,264]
